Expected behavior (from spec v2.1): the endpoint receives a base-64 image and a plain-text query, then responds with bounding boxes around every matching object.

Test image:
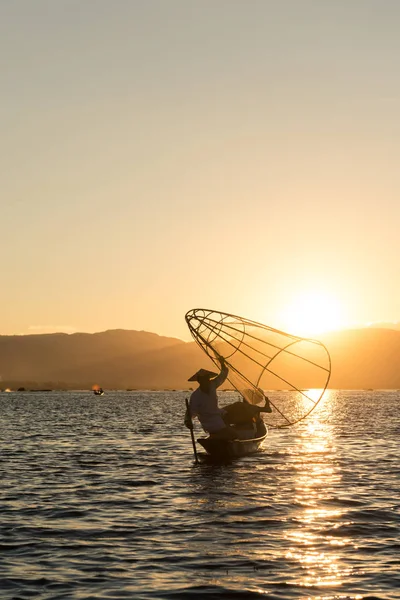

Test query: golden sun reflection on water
[303,388,326,404]
[284,391,354,591]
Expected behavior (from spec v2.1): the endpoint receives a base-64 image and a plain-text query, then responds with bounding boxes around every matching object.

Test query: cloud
[366,321,400,330]
[28,325,77,333]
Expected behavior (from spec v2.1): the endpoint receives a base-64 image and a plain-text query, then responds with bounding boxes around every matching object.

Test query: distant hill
[321,328,400,389]
[1,326,400,390]
[0,329,204,389]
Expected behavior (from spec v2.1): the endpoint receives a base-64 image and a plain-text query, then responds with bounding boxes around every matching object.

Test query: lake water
[0,390,399,600]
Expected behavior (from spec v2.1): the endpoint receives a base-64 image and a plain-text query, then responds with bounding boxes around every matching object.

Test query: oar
[185,398,199,464]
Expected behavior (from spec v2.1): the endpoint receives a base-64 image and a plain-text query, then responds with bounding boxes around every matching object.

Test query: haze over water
[1,390,399,599]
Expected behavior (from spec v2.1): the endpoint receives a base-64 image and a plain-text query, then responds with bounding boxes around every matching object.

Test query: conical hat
[188,368,218,382]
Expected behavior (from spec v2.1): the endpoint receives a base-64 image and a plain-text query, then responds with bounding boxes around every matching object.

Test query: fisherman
[184,357,272,440]
[184,356,238,440]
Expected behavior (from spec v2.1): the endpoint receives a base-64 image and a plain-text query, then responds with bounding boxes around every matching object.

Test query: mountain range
[1,327,400,390]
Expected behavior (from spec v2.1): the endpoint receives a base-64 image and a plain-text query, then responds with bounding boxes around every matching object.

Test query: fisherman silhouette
[184,356,272,440]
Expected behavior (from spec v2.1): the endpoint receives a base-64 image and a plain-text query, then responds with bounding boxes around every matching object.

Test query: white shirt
[189,365,228,433]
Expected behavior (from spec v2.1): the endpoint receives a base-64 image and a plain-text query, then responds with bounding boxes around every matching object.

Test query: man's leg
[223,401,258,425]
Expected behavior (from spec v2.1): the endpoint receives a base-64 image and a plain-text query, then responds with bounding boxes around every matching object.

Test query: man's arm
[212,357,228,388]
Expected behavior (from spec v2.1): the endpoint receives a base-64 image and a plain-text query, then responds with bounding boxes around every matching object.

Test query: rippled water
[0,390,399,600]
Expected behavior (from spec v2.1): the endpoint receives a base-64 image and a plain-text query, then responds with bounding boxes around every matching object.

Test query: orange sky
[1,1,399,340]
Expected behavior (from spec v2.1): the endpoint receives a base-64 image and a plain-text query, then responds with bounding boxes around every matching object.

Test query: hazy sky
[2,0,400,340]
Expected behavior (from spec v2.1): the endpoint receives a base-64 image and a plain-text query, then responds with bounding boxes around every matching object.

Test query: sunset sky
[2,1,400,340]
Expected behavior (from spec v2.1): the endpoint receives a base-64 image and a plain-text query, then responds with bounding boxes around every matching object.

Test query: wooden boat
[197,419,267,460]
[197,433,266,460]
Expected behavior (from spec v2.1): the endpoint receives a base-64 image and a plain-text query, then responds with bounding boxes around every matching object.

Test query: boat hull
[197,434,266,460]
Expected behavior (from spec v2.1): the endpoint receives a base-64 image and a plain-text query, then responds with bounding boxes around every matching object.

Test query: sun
[279,290,344,338]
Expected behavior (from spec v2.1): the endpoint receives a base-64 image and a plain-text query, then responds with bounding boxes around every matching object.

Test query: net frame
[185,308,332,428]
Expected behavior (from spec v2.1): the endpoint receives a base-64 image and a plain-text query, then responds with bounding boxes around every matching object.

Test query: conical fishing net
[185,308,331,428]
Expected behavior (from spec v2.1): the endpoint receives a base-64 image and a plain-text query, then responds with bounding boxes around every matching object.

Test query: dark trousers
[223,401,259,426]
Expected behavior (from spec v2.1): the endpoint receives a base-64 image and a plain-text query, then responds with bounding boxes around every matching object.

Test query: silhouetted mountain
[321,328,400,389]
[50,339,210,389]
[0,329,191,387]
[1,326,400,390]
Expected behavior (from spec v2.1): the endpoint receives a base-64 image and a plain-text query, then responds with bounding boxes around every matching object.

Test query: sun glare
[280,290,344,338]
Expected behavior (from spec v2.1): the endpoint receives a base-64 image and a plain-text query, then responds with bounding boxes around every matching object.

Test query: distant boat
[94,388,104,396]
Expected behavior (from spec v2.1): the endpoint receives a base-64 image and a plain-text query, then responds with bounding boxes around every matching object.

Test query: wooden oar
[185,398,199,464]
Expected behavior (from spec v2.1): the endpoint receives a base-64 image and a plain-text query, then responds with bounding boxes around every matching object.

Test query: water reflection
[188,463,241,510]
[285,391,353,590]
[1,391,399,599]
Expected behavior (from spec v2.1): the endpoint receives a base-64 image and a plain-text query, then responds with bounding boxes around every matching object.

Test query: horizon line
[2,321,400,339]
